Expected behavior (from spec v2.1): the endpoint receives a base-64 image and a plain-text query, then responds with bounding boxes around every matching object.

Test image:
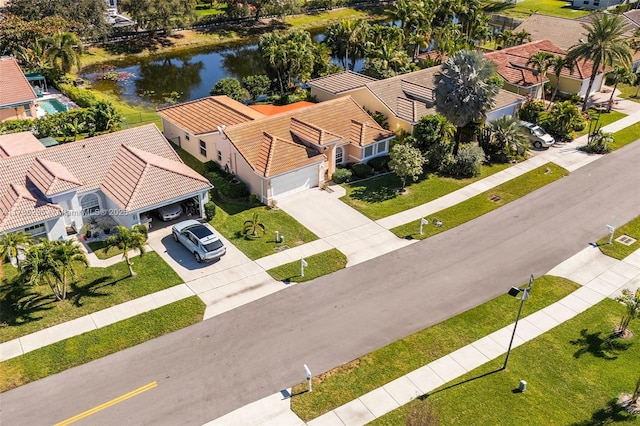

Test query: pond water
[82,29,366,107]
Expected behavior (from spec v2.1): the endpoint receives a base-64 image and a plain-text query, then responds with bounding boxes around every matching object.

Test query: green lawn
[597,215,640,260]
[290,276,580,421]
[616,82,640,103]
[267,249,347,283]
[210,199,318,260]
[391,163,568,240]
[609,122,640,151]
[87,240,124,259]
[0,296,204,392]
[0,252,183,342]
[577,109,627,137]
[372,300,639,425]
[341,163,510,220]
[499,0,591,19]
[285,8,382,27]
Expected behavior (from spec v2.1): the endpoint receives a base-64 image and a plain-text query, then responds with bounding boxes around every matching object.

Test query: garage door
[271,166,319,200]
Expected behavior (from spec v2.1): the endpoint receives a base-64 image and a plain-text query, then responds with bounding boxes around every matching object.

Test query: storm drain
[615,235,637,246]
[489,195,502,202]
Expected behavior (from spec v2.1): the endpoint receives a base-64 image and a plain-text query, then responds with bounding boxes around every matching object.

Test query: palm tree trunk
[125,254,136,277]
[582,64,600,112]
[607,82,619,112]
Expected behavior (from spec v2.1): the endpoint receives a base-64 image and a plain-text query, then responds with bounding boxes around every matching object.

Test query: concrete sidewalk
[211,246,640,426]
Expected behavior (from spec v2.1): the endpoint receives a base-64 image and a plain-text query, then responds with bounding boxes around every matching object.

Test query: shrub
[518,100,546,124]
[204,201,217,220]
[447,144,484,178]
[351,163,374,178]
[426,140,453,173]
[581,130,613,154]
[344,162,357,170]
[367,155,390,172]
[332,168,352,184]
[221,178,249,199]
[58,84,99,108]
[204,161,221,173]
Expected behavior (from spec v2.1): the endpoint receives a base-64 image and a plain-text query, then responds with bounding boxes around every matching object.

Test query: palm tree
[567,14,632,112]
[526,51,554,100]
[615,288,640,336]
[548,55,576,106]
[488,116,530,161]
[21,241,63,301]
[50,239,88,301]
[434,50,500,154]
[605,65,636,111]
[514,29,532,45]
[44,32,84,74]
[243,212,266,237]
[0,231,33,270]
[324,19,369,71]
[104,225,148,277]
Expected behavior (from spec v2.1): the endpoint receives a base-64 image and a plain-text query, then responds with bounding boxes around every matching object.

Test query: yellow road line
[54,381,158,426]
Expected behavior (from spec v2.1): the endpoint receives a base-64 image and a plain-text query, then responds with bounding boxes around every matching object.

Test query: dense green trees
[119,0,196,33]
[44,32,84,74]
[210,77,250,102]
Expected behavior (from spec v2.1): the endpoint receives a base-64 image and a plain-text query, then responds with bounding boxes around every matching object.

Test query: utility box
[519,380,527,392]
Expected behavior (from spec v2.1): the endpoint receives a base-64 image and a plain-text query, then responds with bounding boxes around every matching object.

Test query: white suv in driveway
[519,121,555,149]
[172,220,226,262]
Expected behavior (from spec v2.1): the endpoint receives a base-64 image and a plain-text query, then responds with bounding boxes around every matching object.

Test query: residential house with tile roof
[0,57,38,122]
[158,96,394,202]
[484,39,603,100]
[0,125,212,241]
[309,68,524,134]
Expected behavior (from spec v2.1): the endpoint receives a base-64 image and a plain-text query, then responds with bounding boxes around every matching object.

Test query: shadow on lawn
[570,328,632,360]
[419,368,503,399]
[349,185,399,203]
[69,275,128,308]
[0,279,54,326]
[572,398,639,425]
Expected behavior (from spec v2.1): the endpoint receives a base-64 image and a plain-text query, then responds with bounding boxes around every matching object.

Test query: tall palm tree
[44,32,84,73]
[567,14,632,112]
[548,55,576,106]
[21,241,63,301]
[51,239,88,301]
[0,231,33,270]
[104,225,148,277]
[605,65,636,111]
[526,51,554,100]
[434,50,500,154]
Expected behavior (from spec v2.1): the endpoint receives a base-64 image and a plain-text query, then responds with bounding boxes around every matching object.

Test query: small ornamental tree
[242,74,271,102]
[210,77,249,102]
[615,288,640,336]
[389,143,425,190]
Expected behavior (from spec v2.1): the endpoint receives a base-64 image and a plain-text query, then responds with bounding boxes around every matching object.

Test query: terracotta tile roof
[223,97,393,177]
[290,117,342,146]
[249,102,314,116]
[101,145,210,211]
[157,96,265,136]
[0,124,210,232]
[349,120,391,146]
[0,183,62,231]
[0,132,46,158]
[27,157,82,196]
[514,13,588,51]
[309,71,378,94]
[0,57,37,108]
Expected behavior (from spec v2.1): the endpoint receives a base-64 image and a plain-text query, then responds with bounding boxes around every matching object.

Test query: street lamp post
[502,274,534,370]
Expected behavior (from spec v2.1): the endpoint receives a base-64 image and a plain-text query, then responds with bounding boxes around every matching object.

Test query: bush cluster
[351,162,374,178]
[426,141,484,178]
[367,155,390,172]
[204,201,217,220]
[332,168,352,184]
[518,100,546,124]
[207,172,250,199]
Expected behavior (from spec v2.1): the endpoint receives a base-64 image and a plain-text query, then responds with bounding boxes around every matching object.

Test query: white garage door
[271,166,319,200]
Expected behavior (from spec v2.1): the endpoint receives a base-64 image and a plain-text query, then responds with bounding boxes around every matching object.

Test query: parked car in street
[158,202,183,221]
[519,121,555,149]
[172,220,226,262]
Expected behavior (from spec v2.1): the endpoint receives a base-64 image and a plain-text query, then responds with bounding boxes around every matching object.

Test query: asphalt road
[3,141,640,425]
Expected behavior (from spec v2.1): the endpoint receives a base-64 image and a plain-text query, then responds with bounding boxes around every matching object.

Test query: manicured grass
[290,275,580,421]
[267,249,347,283]
[371,300,639,425]
[0,296,204,392]
[609,121,640,151]
[285,8,380,27]
[171,142,207,175]
[391,163,568,240]
[0,252,183,343]
[616,82,640,104]
[597,215,640,260]
[87,240,124,259]
[499,0,591,19]
[210,199,318,260]
[341,163,510,220]
[576,109,627,137]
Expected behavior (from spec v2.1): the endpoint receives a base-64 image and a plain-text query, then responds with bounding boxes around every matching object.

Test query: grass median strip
[290,275,579,421]
[0,252,183,343]
[0,296,205,392]
[391,163,568,240]
[267,249,347,283]
[597,215,640,260]
[610,121,640,151]
[371,299,639,425]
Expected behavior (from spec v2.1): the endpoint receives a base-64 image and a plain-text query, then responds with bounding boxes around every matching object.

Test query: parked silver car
[172,220,226,262]
[519,121,555,149]
[157,202,183,221]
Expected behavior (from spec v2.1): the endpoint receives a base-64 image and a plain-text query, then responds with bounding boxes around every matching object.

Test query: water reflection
[136,57,204,104]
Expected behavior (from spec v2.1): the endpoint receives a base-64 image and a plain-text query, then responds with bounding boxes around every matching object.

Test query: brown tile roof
[0,57,37,108]
[27,157,82,196]
[0,132,46,158]
[0,183,63,231]
[101,145,210,211]
[249,102,314,116]
[0,124,210,232]
[514,13,588,51]
[223,97,394,177]
[309,71,378,94]
[157,96,265,136]
[290,117,342,146]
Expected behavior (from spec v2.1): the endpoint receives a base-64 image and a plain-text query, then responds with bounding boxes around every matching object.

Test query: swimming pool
[39,98,67,115]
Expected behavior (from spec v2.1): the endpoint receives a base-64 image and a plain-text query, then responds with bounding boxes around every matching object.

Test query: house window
[376,141,387,154]
[199,140,207,157]
[24,223,46,237]
[80,194,100,215]
[364,145,374,158]
[583,0,588,3]
[185,132,190,141]
[335,147,344,164]
[217,150,222,161]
